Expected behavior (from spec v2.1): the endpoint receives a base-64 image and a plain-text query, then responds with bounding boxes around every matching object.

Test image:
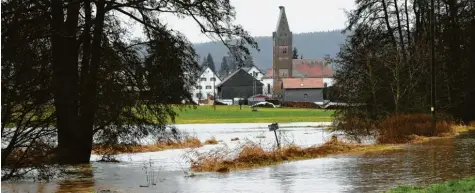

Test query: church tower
[272,6,293,97]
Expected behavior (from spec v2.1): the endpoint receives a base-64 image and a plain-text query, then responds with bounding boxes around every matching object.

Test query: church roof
[263,59,333,78]
[275,6,290,32]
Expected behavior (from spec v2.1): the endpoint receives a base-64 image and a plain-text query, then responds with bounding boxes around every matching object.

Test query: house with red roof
[261,58,334,102]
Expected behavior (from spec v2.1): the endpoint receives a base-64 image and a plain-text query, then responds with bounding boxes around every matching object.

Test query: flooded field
[2,123,474,193]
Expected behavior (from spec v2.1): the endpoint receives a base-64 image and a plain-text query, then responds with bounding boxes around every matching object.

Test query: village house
[281,78,326,102]
[240,65,265,81]
[191,66,221,104]
[262,59,334,102]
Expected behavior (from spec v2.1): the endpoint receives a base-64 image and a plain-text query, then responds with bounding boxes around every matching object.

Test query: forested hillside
[193,30,346,71]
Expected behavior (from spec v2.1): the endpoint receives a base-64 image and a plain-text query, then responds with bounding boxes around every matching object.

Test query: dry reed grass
[190,136,398,173]
[92,136,202,155]
[204,137,218,145]
[377,114,455,144]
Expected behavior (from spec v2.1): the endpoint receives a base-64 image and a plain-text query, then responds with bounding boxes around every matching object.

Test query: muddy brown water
[2,125,474,193]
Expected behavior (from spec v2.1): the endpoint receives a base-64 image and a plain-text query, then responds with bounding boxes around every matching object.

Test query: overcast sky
[129,0,355,43]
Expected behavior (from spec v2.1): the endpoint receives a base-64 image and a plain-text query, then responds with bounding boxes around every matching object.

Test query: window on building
[210,77,216,81]
[206,86,212,89]
[267,84,271,94]
[304,94,308,99]
[196,86,202,89]
[200,78,206,81]
[279,69,289,77]
[196,93,202,98]
[279,46,288,55]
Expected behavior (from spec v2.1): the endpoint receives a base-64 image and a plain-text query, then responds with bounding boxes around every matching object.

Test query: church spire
[275,6,290,33]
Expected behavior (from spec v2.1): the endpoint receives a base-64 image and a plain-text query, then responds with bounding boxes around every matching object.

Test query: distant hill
[193,30,346,72]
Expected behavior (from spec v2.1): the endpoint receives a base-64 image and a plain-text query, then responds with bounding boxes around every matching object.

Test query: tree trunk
[393,0,408,63]
[382,0,398,48]
[78,0,107,162]
[405,0,411,47]
[51,0,87,164]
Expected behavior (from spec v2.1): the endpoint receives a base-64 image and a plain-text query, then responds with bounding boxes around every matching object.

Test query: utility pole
[430,0,436,132]
[213,78,216,110]
[253,74,256,96]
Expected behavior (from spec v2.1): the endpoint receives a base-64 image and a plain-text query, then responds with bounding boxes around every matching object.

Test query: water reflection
[269,164,297,193]
[56,179,95,193]
[56,164,95,193]
[346,132,475,192]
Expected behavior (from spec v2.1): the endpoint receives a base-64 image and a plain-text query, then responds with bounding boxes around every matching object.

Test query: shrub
[281,101,320,108]
[377,114,454,144]
[204,137,218,145]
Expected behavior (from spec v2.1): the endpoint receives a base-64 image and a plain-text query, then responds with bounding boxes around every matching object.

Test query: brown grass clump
[231,137,240,141]
[190,136,397,173]
[281,101,320,109]
[204,137,218,145]
[92,136,202,155]
[377,114,455,144]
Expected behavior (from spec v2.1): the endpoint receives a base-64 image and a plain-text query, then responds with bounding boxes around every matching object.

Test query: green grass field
[387,176,475,193]
[172,105,334,124]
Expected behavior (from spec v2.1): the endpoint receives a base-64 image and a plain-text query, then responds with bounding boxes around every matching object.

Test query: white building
[241,66,264,81]
[262,76,274,96]
[191,67,221,103]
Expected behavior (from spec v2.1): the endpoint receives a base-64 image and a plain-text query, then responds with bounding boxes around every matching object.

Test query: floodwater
[2,123,475,193]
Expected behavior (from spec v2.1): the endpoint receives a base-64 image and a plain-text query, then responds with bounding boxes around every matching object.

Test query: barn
[217,69,263,100]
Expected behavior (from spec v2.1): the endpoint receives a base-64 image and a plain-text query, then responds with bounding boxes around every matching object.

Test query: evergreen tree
[201,57,208,68]
[226,46,241,71]
[243,53,254,67]
[219,56,229,77]
[292,47,299,59]
[206,53,216,72]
